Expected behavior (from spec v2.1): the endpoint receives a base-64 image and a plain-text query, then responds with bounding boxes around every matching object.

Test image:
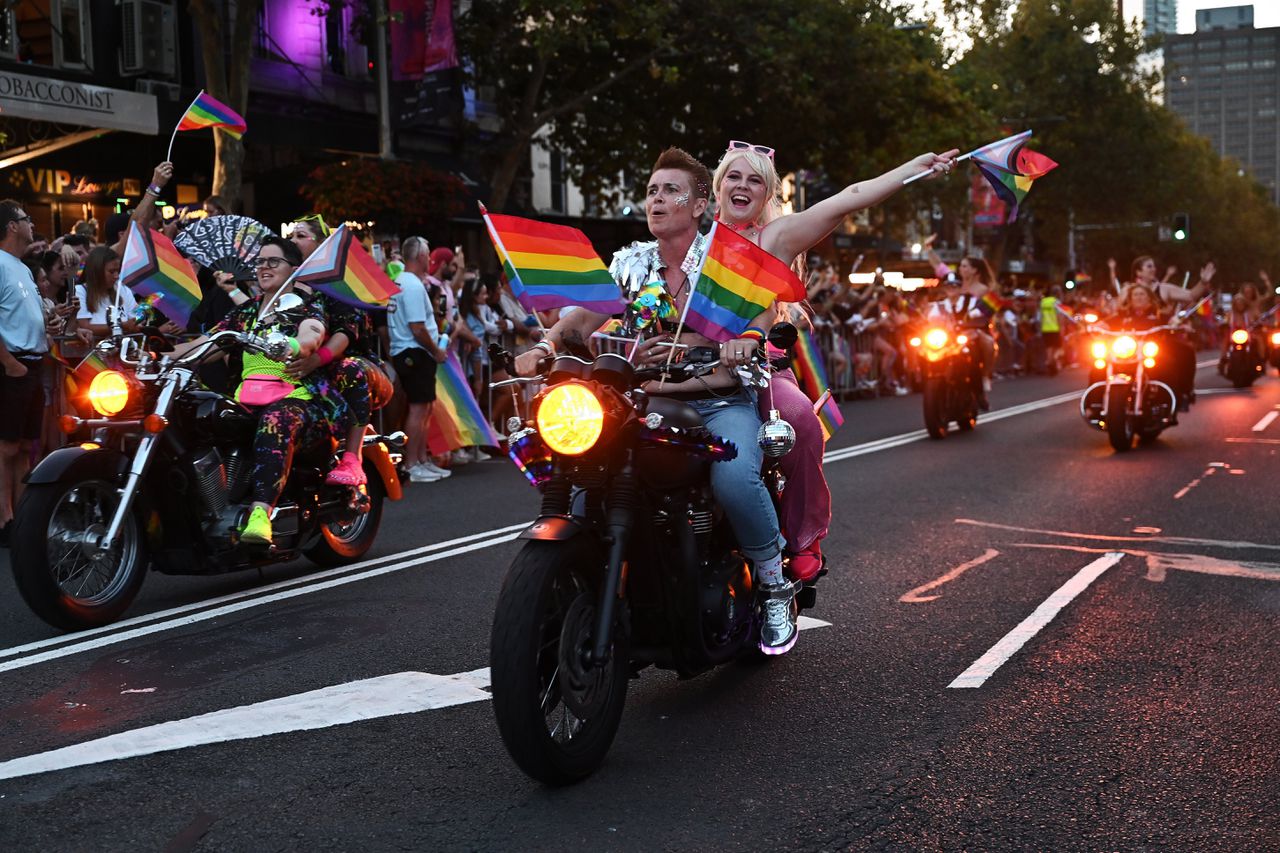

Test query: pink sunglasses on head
[727,140,775,161]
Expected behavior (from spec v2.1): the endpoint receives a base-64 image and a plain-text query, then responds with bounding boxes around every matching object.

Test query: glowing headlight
[1112,336,1137,359]
[1091,341,1108,360]
[536,383,604,456]
[924,328,948,350]
[1270,332,1280,346]
[1142,341,1159,358]
[1231,329,1250,345]
[88,370,131,416]
[1084,313,1099,324]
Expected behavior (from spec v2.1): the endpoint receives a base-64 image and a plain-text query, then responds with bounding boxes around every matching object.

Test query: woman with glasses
[710,139,957,583]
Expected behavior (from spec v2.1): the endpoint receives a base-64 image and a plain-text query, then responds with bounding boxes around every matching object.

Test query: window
[325,4,345,74]
[10,0,91,69]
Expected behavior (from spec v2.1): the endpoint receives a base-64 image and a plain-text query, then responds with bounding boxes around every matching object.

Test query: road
[1,359,1277,851]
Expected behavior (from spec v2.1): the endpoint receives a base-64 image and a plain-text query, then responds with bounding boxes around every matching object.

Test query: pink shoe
[325,452,367,486]
[787,544,824,583]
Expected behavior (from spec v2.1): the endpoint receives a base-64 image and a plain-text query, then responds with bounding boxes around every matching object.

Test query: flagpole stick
[1181,271,1190,289]
[901,151,973,186]
[167,90,203,163]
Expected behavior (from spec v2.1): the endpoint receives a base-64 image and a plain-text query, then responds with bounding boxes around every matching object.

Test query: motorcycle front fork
[590,452,636,667]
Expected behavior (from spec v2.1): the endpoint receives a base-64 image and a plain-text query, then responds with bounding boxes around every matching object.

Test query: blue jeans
[686,389,784,564]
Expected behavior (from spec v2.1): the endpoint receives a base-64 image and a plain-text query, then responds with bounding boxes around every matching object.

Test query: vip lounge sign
[0,69,158,135]
[6,167,126,199]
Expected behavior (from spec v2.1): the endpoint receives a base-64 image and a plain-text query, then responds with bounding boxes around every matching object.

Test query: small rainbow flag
[119,222,202,327]
[1196,298,1215,318]
[976,163,1045,224]
[427,353,501,454]
[975,289,1008,317]
[294,224,400,308]
[175,90,246,139]
[680,222,806,342]
[813,389,844,442]
[791,325,830,403]
[480,204,625,315]
[967,130,1033,174]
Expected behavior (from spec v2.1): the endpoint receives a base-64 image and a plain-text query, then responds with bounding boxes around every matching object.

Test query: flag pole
[167,89,204,163]
[663,223,715,375]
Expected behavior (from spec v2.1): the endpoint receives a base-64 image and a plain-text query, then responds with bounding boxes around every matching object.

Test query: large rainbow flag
[480,204,625,315]
[119,221,202,327]
[680,222,806,342]
[427,353,501,454]
[294,224,400,308]
[175,90,246,139]
[791,325,830,403]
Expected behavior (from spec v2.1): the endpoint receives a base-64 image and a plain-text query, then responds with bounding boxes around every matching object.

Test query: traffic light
[1172,212,1190,241]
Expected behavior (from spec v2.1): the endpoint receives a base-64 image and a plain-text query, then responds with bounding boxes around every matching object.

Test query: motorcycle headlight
[1142,341,1159,358]
[88,370,131,416]
[1091,341,1107,360]
[536,383,604,456]
[924,328,948,350]
[1111,336,1137,359]
[1231,329,1250,345]
[1270,332,1280,347]
[1084,313,1099,324]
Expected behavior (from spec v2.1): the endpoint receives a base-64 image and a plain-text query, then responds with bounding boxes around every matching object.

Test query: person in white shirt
[75,246,138,340]
[388,236,451,483]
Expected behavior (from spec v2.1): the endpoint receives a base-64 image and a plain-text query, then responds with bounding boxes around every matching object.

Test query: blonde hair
[711,149,783,228]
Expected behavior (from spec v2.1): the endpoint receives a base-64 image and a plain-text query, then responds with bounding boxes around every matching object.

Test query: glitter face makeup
[674,192,691,208]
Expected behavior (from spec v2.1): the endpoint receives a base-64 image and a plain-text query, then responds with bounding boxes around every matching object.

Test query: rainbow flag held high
[976,163,1046,225]
[813,389,844,442]
[294,224,400,308]
[975,289,1008,317]
[175,90,246,139]
[119,222,202,327]
[967,130,1033,174]
[480,204,625,315]
[680,222,806,342]
[427,353,501,454]
[791,325,830,403]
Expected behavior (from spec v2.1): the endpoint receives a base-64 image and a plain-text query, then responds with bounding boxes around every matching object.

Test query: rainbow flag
[967,130,1032,174]
[119,222,202,327]
[680,222,806,342]
[175,90,246,139]
[294,224,400,308]
[791,325,830,403]
[975,289,1008,317]
[1196,298,1215,318]
[813,389,844,442]
[1017,147,1059,179]
[977,163,1045,225]
[480,204,625,315]
[427,353,501,454]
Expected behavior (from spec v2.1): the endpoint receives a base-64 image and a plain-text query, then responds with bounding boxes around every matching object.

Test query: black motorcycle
[488,325,817,786]
[11,315,403,631]
[1220,322,1266,389]
[909,321,981,439]
[1080,324,1178,452]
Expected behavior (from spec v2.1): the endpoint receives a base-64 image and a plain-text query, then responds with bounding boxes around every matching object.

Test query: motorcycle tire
[10,479,147,630]
[956,386,978,432]
[305,473,386,566]
[1230,363,1257,388]
[922,378,948,440]
[490,538,628,786]
[1106,386,1135,453]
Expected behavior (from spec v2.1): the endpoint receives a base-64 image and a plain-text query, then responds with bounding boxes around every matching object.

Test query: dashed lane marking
[948,552,1125,689]
[1252,410,1279,432]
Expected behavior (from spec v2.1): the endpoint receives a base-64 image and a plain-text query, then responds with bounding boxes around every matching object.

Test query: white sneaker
[450,449,472,466]
[408,463,442,483]
[423,460,452,478]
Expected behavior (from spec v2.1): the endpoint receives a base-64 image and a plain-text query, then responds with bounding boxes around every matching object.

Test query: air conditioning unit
[120,0,177,78]
[135,78,180,101]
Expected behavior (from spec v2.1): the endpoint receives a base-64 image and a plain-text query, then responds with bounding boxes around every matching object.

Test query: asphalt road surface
[1,358,1277,851]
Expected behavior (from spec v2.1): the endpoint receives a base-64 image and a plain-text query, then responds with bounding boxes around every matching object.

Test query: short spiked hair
[651,147,711,201]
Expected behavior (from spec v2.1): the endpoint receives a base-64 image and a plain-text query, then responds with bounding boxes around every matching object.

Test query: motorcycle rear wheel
[305,473,385,566]
[922,378,948,439]
[1106,386,1135,452]
[490,538,628,786]
[11,479,146,630]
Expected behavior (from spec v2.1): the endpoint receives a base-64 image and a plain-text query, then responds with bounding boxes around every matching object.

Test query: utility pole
[374,0,393,160]
[1067,208,1076,270]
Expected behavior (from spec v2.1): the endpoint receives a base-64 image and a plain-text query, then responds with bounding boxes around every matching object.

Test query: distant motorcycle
[909,322,980,439]
[1219,324,1265,388]
[1080,324,1178,452]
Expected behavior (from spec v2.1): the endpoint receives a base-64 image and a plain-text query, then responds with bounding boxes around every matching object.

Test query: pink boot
[325,452,367,486]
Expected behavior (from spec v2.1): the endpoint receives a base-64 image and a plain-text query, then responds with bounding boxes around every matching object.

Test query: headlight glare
[1112,336,1137,359]
[88,370,131,416]
[536,383,604,456]
[924,328,948,350]
[1231,329,1250,345]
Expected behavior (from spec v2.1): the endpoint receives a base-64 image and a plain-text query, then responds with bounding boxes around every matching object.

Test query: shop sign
[0,69,158,135]
[4,167,130,200]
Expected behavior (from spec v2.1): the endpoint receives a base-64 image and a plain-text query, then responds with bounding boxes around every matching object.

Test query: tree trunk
[488,130,534,212]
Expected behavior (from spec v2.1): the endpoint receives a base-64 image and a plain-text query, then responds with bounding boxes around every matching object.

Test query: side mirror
[258,291,306,326]
[767,322,799,351]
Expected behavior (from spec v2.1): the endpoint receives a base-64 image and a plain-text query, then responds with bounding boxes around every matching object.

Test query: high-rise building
[1165,7,1280,204]
[1143,0,1177,37]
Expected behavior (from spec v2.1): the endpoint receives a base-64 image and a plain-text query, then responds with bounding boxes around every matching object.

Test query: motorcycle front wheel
[1106,386,1135,452]
[11,479,146,630]
[922,377,949,439]
[490,537,628,786]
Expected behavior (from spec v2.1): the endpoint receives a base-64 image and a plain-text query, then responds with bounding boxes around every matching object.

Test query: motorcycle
[1219,323,1265,388]
[1079,323,1178,452]
[11,305,403,631]
[488,325,818,786]
[909,321,980,439]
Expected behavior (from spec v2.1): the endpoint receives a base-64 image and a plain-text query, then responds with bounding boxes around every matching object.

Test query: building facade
[1143,0,1177,37]
[1165,9,1280,204]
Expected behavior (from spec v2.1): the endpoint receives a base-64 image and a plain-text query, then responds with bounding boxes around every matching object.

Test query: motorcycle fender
[363,441,402,501]
[25,446,129,486]
[519,516,582,541]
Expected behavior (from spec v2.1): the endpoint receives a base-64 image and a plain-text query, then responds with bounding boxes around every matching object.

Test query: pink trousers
[759,369,831,552]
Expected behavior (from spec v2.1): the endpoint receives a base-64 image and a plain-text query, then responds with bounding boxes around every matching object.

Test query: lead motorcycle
[909,320,981,439]
[489,325,818,786]
[1080,321,1180,452]
[11,306,403,631]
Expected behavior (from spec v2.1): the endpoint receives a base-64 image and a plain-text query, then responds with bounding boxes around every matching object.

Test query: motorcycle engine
[698,551,754,644]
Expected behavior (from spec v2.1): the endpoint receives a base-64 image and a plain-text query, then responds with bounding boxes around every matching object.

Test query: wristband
[740,327,766,344]
[146,184,164,197]
[315,346,335,366]
[287,336,301,357]
[534,339,555,356]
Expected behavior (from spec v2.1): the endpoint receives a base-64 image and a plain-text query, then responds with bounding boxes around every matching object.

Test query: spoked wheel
[306,474,385,565]
[922,378,948,439]
[11,479,146,630]
[490,538,628,785]
[1106,386,1135,452]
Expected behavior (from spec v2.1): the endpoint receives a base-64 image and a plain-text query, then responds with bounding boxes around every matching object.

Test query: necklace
[721,218,760,240]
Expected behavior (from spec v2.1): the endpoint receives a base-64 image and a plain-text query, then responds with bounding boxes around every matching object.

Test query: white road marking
[1252,411,1279,432]
[955,518,1280,552]
[899,549,1000,603]
[0,619,836,782]
[1174,463,1229,500]
[1226,437,1280,444]
[1012,542,1280,584]
[948,552,1125,689]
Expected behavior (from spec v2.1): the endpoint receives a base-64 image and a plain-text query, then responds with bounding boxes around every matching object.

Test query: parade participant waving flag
[167,90,247,160]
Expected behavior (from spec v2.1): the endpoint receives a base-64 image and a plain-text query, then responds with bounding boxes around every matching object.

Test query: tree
[187,0,263,209]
